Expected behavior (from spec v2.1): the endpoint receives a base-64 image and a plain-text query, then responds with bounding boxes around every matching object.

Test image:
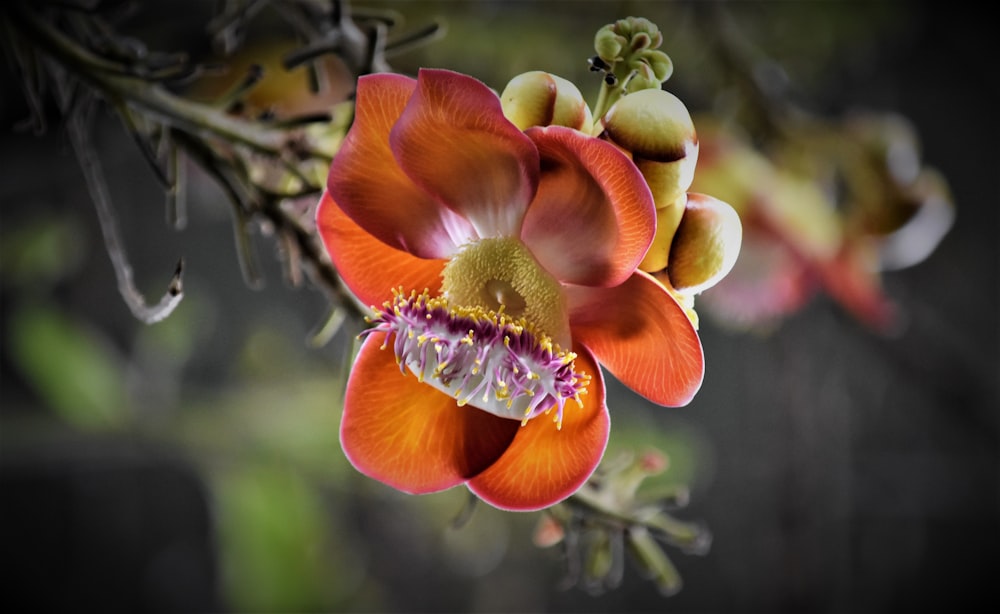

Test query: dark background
[2,1,997,612]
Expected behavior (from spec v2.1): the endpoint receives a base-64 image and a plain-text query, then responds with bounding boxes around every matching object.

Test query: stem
[589,65,633,128]
[66,99,184,324]
[590,81,613,133]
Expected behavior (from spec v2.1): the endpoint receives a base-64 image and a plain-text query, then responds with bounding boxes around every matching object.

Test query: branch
[65,97,185,324]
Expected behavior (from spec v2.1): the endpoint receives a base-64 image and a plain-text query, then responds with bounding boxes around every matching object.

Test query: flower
[317,68,703,511]
[687,116,950,333]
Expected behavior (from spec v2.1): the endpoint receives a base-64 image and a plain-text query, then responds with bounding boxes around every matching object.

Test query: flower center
[441,237,571,348]
[364,289,588,429]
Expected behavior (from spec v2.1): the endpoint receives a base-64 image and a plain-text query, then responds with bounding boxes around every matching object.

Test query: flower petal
[340,333,521,494]
[389,68,540,237]
[567,271,704,406]
[816,242,899,333]
[467,344,609,511]
[326,72,476,258]
[520,126,656,287]
[316,191,446,307]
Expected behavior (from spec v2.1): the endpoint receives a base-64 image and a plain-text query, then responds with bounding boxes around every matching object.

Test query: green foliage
[211,464,353,611]
[0,215,86,287]
[8,304,128,429]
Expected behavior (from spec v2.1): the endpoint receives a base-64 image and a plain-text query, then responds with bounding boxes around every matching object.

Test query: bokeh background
[2,1,997,612]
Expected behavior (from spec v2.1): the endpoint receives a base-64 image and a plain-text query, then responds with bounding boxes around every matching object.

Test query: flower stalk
[589,17,674,124]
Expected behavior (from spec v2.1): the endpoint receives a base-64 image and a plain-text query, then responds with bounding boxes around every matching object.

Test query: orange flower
[317,69,703,511]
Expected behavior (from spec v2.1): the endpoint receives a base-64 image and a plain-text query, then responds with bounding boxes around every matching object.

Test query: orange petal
[389,69,539,238]
[341,333,521,494]
[467,344,609,511]
[520,126,655,287]
[567,271,704,407]
[316,191,446,307]
[326,72,476,258]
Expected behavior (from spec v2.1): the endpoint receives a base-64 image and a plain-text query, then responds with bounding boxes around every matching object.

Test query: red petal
[326,73,476,258]
[316,191,446,307]
[817,242,899,333]
[389,69,539,237]
[340,333,521,494]
[467,344,609,511]
[567,271,704,407]
[520,126,656,287]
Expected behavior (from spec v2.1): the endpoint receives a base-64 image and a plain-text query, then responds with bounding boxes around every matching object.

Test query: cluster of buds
[533,448,711,596]
[499,17,742,327]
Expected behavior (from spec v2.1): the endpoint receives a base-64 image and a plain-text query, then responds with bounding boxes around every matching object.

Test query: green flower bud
[647,51,674,83]
[631,31,652,51]
[667,193,743,294]
[613,17,662,50]
[600,89,699,207]
[500,71,593,131]
[625,62,660,93]
[594,26,625,63]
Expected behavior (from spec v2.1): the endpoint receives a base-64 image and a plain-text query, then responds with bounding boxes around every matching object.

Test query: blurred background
[1,1,997,612]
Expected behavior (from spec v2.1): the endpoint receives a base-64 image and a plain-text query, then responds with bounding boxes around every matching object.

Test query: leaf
[211,465,356,611]
[8,304,128,429]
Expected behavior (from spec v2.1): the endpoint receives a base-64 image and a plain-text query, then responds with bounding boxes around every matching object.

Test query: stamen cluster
[363,289,589,429]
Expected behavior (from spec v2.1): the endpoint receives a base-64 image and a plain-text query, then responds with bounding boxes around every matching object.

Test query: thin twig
[65,98,185,324]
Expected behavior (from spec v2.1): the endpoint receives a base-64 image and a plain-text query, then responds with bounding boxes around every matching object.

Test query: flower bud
[532,513,566,548]
[647,53,674,84]
[626,526,682,597]
[667,193,743,294]
[594,26,626,63]
[600,89,698,207]
[625,50,674,93]
[638,449,669,475]
[624,62,660,93]
[500,71,593,132]
[638,193,686,273]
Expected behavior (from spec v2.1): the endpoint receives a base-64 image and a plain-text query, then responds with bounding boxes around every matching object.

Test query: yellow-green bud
[625,62,660,93]
[600,89,698,207]
[500,71,593,132]
[609,17,663,51]
[667,193,743,295]
[639,193,686,273]
[625,50,673,93]
[647,52,674,84]
[594,26,626,64]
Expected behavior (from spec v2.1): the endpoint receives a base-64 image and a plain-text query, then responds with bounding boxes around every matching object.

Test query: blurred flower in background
[690,109,954,335]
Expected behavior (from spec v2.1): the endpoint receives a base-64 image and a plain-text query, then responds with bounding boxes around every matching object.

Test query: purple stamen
[361,288,589,428]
